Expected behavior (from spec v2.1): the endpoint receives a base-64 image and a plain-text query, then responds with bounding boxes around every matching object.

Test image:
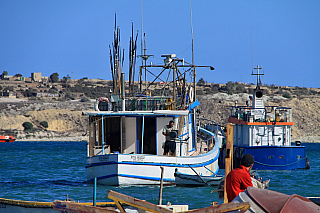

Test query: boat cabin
[83,98,200,158]
[229,87,294,147]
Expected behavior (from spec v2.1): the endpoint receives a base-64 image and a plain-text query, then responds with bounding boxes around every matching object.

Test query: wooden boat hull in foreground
[0,198,114,213]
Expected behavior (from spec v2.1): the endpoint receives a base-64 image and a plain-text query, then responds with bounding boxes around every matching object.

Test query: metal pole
[192,109,197,150]
[139,66,142,92]
[144,33,147,99]
[193,67,196,102]
[93,177,97,206]
[101,115,105,155]
[173,61,176,110]
[158,166,164,205]
[121,73,125,111]
[140,0,143,93]
[180,137,182,156]
[190,0,196,103]
[141,115,144,154]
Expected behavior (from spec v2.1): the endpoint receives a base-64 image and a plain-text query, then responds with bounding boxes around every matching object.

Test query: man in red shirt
[226,154,254,202]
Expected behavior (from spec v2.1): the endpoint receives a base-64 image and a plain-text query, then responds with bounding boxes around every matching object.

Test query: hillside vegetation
[0,80,319,142]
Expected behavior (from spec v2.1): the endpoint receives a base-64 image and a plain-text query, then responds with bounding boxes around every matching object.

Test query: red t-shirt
[226,165,253,202]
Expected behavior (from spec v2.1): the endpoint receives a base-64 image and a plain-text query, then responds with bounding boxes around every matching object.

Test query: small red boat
[0,135,16,142]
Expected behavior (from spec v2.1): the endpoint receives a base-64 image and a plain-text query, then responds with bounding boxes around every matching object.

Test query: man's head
[241,154,254,169]
[169,120,174,128]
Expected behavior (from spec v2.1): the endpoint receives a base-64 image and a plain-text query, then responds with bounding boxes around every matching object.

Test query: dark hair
[169,121,174,124]
[241,154,254,167]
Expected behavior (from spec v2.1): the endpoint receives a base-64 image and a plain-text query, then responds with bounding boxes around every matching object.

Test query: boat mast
[251,65,264,119]
[140,0,143,93]
[252,65,263,87]
[190,0,196,103]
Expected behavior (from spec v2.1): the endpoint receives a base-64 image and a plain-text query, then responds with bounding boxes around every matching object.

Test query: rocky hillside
[0,94,319,142]
[0,100,93,141]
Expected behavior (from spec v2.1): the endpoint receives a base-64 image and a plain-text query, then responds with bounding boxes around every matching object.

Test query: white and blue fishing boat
[83,101,222,185]
[82,15,223,185]
[81,17,223,185]
[227,66,309,170]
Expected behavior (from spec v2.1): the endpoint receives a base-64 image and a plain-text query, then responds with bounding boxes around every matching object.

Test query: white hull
[174,172,224,186]
[86,145,220,185]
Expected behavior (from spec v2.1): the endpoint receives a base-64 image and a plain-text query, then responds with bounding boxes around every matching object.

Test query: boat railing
[231,106,266,122]
[108,96,187,111]
[197,118,219,154]
[174,136,190,157]
[230,106,292,123]
[274,107,292,123]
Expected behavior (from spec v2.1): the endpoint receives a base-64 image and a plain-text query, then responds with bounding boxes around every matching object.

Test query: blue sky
[0,1,319,88]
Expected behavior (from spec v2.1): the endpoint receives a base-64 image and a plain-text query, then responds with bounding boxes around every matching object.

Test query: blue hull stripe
[87,173,175,183]
[86,151,219,169]
[234,145,306,149]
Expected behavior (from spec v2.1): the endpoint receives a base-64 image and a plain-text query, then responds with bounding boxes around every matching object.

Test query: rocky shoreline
[16,136,87,142]
[1,93,319,143]
[11,129,88,142]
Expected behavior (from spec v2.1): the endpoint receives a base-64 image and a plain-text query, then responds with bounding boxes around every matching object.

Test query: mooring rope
[187,164,212,187]
[204,166,217,176]
[254,156,307,167]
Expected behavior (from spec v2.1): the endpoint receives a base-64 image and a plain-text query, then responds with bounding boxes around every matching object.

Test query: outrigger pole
[129,21,138,94]
[109,12,124,95]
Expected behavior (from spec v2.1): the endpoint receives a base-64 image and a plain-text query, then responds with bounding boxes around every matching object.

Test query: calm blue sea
[0,142,319,209]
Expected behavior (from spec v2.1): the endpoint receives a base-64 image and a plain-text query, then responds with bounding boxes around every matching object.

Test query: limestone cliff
[0,100,92,140]
[0,96,319,142]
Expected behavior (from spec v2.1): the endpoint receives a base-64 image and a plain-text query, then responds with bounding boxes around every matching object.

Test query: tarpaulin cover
[246,187,320,213]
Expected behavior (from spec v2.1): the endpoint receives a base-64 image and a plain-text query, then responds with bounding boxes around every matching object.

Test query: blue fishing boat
[227,66,309,170]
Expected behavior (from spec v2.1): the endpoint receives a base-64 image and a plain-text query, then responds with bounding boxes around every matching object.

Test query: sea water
[0,142,319,209]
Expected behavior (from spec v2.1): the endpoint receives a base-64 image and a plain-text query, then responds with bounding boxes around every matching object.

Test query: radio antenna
[251,26,254,74]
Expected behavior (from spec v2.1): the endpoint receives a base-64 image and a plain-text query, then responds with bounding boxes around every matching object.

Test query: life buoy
[189,87,194,102]
[94,97,110,111]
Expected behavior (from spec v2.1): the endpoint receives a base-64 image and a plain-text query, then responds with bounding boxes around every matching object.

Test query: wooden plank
[184,202,250,213]
[0,197,53,207]
[107,190,173,213]
[113,199,125,212]
[53,200,118,213]
[0,198,115,207]
[224,124,234,204]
